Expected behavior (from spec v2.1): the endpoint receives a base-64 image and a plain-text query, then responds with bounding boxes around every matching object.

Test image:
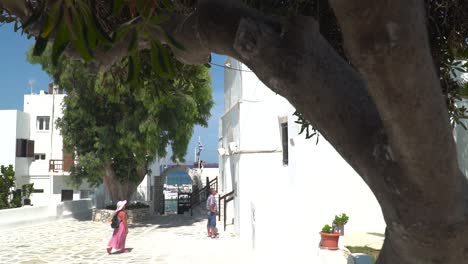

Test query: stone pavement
[1,214,252,264]
[0,213,384,264]
[345,232,384,249]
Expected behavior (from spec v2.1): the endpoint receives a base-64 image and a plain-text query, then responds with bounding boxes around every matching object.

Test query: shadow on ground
[128,214,206,230]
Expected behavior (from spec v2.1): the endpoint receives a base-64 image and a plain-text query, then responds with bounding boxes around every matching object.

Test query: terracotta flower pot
[319,232,340,250]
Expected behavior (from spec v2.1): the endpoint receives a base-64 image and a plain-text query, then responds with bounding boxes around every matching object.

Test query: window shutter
[27,140,35,158]
[63,149,74,172]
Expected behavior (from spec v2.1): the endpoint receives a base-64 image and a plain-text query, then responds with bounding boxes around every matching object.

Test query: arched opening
[164,167,192,214]
[153,165,204,215]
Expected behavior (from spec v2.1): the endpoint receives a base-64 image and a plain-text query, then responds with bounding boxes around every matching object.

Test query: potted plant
[22,183,34,206]
[333,213,349,235]
[319,224,340,250]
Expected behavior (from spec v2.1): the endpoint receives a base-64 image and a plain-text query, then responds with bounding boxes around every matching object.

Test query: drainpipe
[50,90,56,202]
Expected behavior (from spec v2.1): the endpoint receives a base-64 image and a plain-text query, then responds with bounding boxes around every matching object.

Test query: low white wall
[0,205,51,228]
[56,199,93,220]
[0,199,93,230]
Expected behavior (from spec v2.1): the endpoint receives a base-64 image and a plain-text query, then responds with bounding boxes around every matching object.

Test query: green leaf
[66,8,93,61]
[150,42,165,76]
[150,41,174,78]
[114,16,141,41]
[52,22,70,65]
[41,0,63,38]
[14,21,20,32]
[126,53,141,83]
[136,0,150,18]
[128,30,138,52]
[113,0,125,15]
[127,56,135,83]
[33,36,49,56]
[161,0,174,10]
[151,13,171,25]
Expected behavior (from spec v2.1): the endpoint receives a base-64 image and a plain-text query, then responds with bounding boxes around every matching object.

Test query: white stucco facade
[1,87,158,208]
[0,110,31,183]
[219,58,386,262]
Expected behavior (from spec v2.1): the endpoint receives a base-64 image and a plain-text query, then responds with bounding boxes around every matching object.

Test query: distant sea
[165,170,192,213]
[166,170,192,186]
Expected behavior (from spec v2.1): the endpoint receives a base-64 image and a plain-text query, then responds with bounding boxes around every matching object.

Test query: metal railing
[49,159,64,172]
[177,191,192,214]
[218,190,235,231]
[189,176,218,216]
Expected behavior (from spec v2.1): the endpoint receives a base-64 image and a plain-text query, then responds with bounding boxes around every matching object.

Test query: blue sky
[0,23,224,164]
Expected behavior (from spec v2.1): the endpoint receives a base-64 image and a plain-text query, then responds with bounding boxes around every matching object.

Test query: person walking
[206,188,218,238]
[107,200,129,254]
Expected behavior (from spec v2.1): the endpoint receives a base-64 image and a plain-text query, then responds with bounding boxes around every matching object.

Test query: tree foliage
[27,46,213,187]
[0,165,21,209]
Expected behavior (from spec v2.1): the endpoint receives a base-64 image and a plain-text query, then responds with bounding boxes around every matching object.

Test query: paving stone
[1,214,251,264]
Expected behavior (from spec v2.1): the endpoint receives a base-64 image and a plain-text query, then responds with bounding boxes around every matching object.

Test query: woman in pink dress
[107,200,129,254]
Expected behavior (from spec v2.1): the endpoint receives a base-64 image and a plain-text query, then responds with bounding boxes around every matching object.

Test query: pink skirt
[107,223,127,250]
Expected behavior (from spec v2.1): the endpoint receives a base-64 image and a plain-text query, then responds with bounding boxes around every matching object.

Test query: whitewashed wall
[0,110,31,187]
[220,58,386,262]
[0,111,18,168]
[25,92,66,176]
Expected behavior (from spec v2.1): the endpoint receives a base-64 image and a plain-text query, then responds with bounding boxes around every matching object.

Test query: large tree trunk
[102,163,143,204]
[2,0,468,262]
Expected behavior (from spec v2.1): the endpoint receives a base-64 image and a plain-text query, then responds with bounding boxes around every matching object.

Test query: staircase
[176,176,235,234]
[218,190,235,232]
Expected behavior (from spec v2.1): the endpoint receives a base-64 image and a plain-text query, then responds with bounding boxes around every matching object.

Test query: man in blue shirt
[206,188,218,238]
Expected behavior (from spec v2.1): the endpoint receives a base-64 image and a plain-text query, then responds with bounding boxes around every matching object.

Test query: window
[61,190,73,201]
[34,153,46,161]
[16,139,34,158]
[36,116,50,131]
[80,190,94,199]
[281,122,288,165]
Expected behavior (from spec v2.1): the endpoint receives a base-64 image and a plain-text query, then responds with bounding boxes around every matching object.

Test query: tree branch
[329,0,466,218]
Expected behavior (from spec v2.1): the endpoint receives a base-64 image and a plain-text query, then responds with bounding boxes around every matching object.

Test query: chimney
[53,84,60,94]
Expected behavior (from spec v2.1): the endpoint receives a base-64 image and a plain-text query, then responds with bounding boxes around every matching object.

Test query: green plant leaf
[161,0,174,10]
[150,42,165,76]
[33,36,49,56]
[127,56,135,83]
[114,16,141,41]
[66,7,92,61]
[113,0,125,15]
[126,54,141,83]
[52,22,70,65]
[128,30,138,52]
[41,0,63,38]
[151,13,171,25]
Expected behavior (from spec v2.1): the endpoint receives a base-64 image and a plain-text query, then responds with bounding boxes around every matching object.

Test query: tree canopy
[27,46,213,195]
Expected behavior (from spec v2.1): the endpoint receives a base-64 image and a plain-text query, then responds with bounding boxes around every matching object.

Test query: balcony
[49,159,73,172]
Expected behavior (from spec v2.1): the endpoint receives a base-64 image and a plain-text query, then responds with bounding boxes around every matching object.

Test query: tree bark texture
[103,163,143,204]
[3,0,468,262]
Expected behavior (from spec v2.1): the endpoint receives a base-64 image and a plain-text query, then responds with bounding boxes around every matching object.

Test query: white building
[0,84,155,207]
[0,85,93,205]
[219,58,386,262]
